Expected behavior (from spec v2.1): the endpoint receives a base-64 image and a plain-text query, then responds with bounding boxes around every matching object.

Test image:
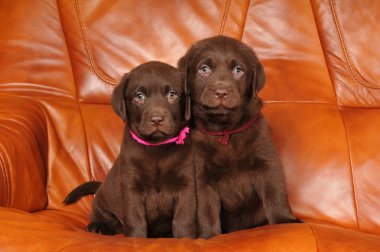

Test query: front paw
[173,225,197,239]
[198,226,221,239]
[87,222,116,235]
[287,218,303,223]
[123,226,147,238]
[277,218,304,224]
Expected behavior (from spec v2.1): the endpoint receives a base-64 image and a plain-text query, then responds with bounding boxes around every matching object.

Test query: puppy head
[111,61,188,142]
[178,35,265,122]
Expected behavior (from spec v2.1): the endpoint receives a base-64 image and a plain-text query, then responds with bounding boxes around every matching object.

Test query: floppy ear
[178,55,191,121]
[177,55,187,73]
[184,77,191,121]
[252,62,266,97]
[111,73,129,122]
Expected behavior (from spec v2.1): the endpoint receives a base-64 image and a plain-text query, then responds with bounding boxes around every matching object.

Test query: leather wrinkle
[0,98,48,208]
[0,140,11,206]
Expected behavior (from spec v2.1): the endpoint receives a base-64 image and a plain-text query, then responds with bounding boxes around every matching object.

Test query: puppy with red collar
[178,36,301,238]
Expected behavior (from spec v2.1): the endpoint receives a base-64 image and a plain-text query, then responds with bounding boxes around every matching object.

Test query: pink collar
[129,127,190,146]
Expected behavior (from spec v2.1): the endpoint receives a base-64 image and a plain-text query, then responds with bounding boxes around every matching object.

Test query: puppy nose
[214,88,228,100]
[150,115,164,126]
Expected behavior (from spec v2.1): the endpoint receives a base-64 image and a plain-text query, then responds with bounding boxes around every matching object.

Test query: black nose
[150,115,164,126]
[214,88,228,100]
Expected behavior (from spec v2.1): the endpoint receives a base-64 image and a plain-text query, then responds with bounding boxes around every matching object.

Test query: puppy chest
[134,167,189,194]
[145,193,175,223]
[200,150,264,211]
[217,175,259,212]
[202,151,262,185]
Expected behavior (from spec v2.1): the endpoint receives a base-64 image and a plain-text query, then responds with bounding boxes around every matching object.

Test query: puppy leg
[87,203,121,235]
[172,177,197,238]
[197,182,221,239]
[121,192,147,237]
[254,161,301,224]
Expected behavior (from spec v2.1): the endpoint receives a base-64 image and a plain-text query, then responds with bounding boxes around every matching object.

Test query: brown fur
[178,36,301,238]
[66,61,196,238]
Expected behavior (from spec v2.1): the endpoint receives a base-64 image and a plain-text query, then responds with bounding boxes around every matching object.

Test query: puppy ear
[184,77,191,121]
[177,55,187,73]
[111,73,129,122]
[178,56,191,121]
[252,62,266,96]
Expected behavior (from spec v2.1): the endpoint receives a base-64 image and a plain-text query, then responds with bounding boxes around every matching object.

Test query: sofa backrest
[0,0,379,235]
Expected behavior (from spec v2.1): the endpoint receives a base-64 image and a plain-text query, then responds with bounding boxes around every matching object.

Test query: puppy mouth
[149,129,169,138]
[137,125,175,141]
[203,106,230,116]
[200,97,241,112]
[201,102,235,115]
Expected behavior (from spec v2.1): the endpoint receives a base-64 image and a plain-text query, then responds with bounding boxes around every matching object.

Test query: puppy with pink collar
[64,61,196,238]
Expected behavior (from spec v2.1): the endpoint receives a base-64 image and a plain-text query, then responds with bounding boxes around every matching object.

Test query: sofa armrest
[0,96,48,211]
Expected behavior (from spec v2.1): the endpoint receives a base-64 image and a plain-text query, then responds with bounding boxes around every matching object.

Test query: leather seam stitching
[57,0,80,101]
[329,0,379,89]
[338,109,361,231]
[306,223,319,252]
[219,0,231,35]
[239,0,251,40]
[309,0,340,106]
[75,0,118,85]
[58,0,94,183]
[75,0,115,180]
[77,102,96,181]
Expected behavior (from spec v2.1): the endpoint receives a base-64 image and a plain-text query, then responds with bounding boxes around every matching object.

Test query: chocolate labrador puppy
[64,61,196,238]
[178,36,301,238]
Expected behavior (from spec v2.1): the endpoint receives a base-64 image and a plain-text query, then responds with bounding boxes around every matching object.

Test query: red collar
[198,113,261,145]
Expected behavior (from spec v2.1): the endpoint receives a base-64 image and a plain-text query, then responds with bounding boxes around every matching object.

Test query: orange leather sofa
[1,0,379,251]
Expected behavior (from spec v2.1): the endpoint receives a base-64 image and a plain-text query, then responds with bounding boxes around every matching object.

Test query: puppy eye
[166,90,178,102]
[134,92,146,104]
[232,66,244,78]
[198,65,212,76]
